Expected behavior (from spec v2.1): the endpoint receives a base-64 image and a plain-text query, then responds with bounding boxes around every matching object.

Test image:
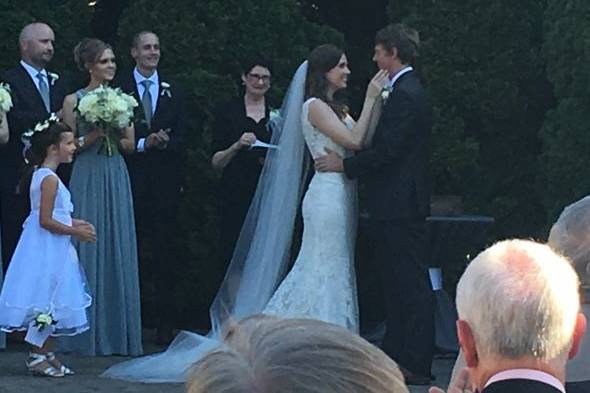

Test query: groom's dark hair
[375,24,419,64]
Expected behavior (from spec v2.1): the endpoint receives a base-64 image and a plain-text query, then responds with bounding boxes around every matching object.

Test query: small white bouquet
[0,82,13,124]
[33,312,57,332]
[267,108,282,133]
[76,85,138,156]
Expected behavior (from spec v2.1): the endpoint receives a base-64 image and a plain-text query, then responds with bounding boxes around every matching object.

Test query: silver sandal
[46,352,74,375]
[26,353,65,378]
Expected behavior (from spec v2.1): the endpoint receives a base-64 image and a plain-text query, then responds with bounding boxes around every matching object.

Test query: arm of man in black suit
[343,89,416,179]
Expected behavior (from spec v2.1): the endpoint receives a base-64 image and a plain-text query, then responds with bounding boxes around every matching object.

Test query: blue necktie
[141,79,153,128]
[36,72,50,112]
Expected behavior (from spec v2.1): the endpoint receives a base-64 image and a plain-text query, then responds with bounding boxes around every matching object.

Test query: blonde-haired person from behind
[186,315,409,393]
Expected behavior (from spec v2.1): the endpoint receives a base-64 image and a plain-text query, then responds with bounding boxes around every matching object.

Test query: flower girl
[0,118,95,377]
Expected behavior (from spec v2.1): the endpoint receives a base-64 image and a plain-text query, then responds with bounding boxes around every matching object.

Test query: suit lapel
[17,65,47,114]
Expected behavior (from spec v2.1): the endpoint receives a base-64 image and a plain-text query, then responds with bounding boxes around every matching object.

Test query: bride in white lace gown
[103,45,386,383]
[263,98,360,330]
[264,46,387,331]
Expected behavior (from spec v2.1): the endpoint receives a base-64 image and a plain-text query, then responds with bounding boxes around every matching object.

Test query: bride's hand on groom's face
[315,148,343,173]
[366,69,389,100]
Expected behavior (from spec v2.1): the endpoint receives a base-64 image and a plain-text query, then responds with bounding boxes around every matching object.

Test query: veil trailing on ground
[102,61,310,382]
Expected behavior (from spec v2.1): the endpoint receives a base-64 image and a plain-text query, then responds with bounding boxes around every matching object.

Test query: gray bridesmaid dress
[60,89,142,356]
[0,226,5,349]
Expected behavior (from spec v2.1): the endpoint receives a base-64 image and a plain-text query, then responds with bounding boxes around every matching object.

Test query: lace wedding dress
[103,65,360,383]
[264,97,359,332]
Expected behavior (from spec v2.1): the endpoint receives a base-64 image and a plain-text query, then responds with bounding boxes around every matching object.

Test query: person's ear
[457,319,479,368]
[568,312,587,360]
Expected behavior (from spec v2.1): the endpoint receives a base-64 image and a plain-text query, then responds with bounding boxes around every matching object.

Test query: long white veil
[102,61,310,382]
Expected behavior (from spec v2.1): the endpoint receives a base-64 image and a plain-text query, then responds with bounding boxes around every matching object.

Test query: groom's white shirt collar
[388,66,413,88]
[20,60,47,92]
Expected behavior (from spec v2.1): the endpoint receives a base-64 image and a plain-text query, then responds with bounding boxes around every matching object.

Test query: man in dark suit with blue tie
[115,31,186,345]
[0,22,69,267]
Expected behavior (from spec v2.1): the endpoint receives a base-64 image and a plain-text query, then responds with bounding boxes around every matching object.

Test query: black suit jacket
[343,71,431,220]
[114,71,187,201]
[0,64,68,192]
[483,379,563,393]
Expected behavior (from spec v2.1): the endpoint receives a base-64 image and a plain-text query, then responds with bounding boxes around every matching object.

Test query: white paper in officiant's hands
[428,267,443,291]
[250,140,279,150]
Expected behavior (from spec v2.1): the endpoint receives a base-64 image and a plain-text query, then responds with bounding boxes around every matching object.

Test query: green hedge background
[1,0,585,328]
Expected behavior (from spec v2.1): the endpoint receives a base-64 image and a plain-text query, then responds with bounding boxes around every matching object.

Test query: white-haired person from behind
[548,196,590,393]
[432,239,586,393]
[437,203,590,393]
[186,315,409,393]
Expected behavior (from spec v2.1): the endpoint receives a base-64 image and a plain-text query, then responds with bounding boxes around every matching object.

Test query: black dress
[212,97,271,266]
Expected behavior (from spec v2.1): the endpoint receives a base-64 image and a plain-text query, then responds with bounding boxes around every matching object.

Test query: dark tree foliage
[0,0,92,75]
[539,0,590,223]
[396,0,552,238]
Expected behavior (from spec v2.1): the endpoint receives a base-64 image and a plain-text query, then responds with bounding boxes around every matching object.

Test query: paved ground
[0,337,455,393]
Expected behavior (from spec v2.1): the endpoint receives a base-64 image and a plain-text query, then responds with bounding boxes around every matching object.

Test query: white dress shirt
[20,60,48,94]
[485,369,565,393]
[133,68,160,152]
[387,66,413,89]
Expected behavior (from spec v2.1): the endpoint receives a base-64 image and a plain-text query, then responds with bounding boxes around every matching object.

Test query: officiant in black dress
[211,59,273,267]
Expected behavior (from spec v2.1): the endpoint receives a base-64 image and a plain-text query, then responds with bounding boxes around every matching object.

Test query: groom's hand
[315,148,344,173]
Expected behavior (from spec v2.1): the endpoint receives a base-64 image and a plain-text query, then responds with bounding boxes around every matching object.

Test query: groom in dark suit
[316,24,434,384]
[115,31,186,344]
[0,22,69,266]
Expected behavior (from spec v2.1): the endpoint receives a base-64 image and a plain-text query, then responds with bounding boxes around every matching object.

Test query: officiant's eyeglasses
[247,73,271,83]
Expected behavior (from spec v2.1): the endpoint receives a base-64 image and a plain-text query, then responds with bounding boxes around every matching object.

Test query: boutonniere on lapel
[47,72,59,86]
[160,81,172,98]
[380,85,393,103]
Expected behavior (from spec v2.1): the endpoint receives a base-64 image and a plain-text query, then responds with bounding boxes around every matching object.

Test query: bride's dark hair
[305,44,347,118]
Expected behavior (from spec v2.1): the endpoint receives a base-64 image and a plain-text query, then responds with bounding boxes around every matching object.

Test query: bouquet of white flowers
[76,85,138,156]
[0,83,13,125]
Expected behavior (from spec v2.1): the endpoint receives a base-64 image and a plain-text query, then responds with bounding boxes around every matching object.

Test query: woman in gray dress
[60,38,142,356]
[0,111,8,349]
